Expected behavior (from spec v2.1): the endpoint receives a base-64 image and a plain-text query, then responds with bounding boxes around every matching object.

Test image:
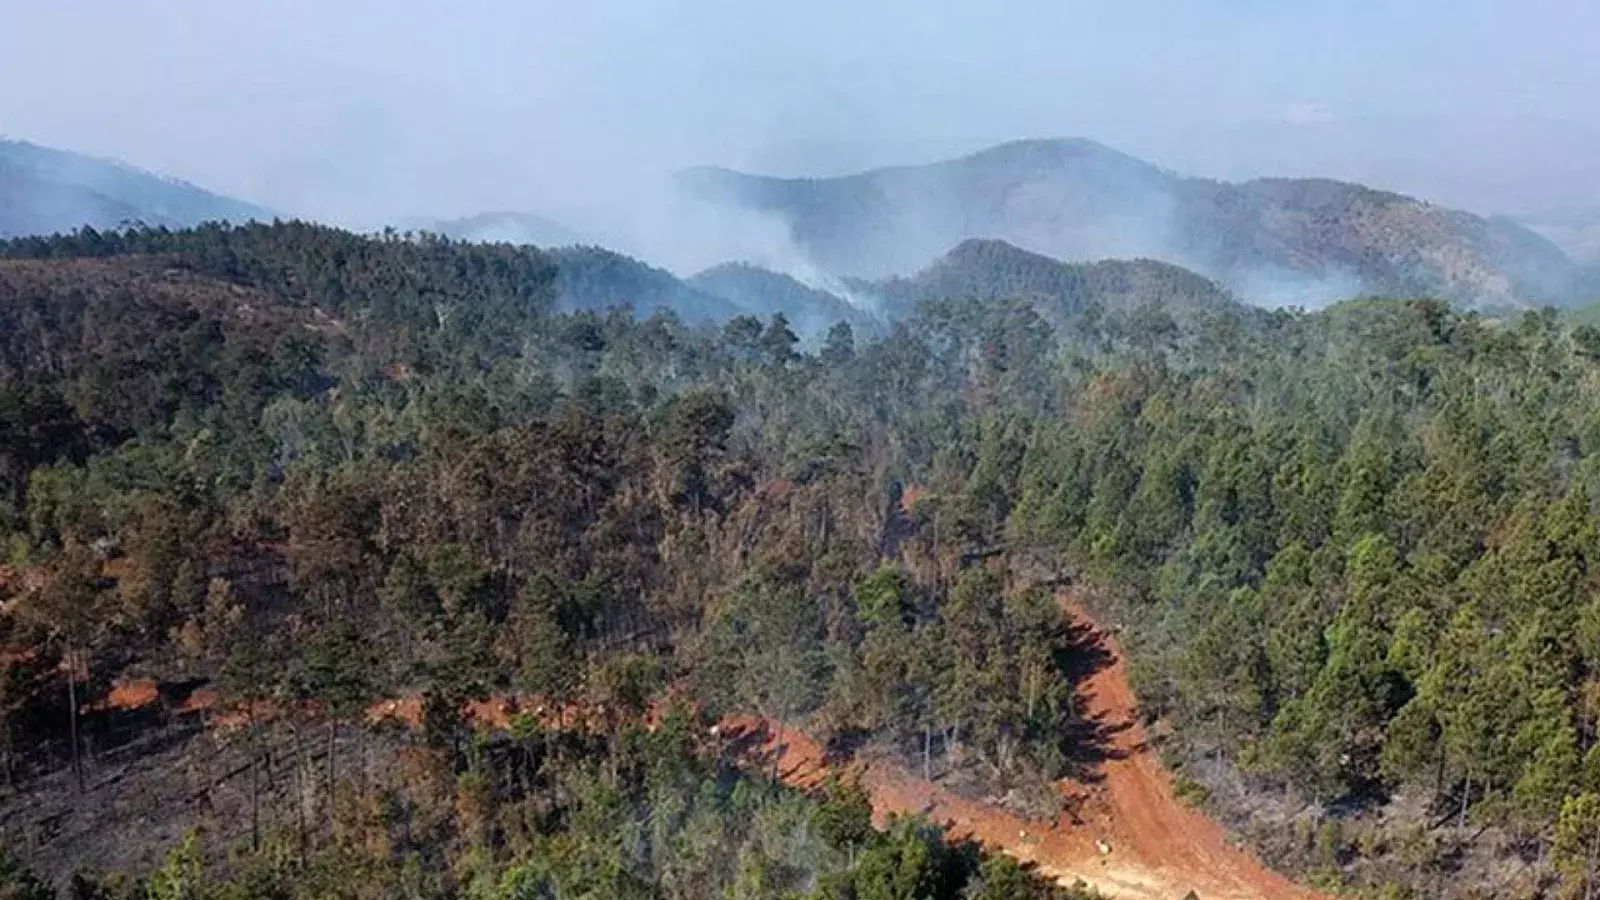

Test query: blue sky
[2,0,1596,222]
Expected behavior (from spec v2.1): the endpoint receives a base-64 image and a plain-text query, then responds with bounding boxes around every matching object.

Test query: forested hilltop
[684,138,1588,310]
[3,222,1600,898]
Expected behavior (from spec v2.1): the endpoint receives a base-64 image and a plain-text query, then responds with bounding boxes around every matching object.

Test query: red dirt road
[87,590,1320,899]
[734,595,1322,900]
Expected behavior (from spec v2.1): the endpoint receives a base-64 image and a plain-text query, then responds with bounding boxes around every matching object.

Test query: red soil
[0,645,38,667]
[172,687,295,732]
[730,595,1323,900]
[368,693,615,733]
[96,678,160,712]
[69,586,1318,899]
[900,483,928,514]
[368,695,425,729]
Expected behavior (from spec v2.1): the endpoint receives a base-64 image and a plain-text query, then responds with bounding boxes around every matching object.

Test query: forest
[1,221,1600,898]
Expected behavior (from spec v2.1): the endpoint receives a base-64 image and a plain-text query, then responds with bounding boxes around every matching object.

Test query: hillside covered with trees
[2,222,1600,898]
[683,138,1588,311]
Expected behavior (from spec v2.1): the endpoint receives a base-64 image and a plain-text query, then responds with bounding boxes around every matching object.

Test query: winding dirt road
[731,595,1322,900]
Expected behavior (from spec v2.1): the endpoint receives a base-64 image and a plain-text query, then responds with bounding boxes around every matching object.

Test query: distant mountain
[858,239,1241,322]
[549,246,742,324]
[1126,115,1600,221]
[1516,206,1600,263]
[552,241,1235,338]
[553,250,879,335]
[682,138,1584,310]
[431,211,587,248]
[1572,261,1600,309]
[688,263,875,337]
[0,139,272,237]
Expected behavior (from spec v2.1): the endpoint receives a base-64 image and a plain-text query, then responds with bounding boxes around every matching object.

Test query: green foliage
[1173,773,1211,808]
[0,851,53,900]
[145,833,204,900]
[829,817,960,900]
[815,775,875,854]
[1555,792,1600,898]
[7,221,1600,895]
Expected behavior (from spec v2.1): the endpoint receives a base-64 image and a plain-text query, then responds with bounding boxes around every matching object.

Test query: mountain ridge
[0,138,274,238]
[688,261,877,336]
[682,137,1582,310]
[858,238,1243,324]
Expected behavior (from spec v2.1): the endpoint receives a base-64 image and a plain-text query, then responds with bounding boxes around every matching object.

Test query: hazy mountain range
[551,237,1234,337]
[0,139,273,238]
[687,262,875,335]
[3,134,1594,313]
[1516,206,1600,263]
[683,138,1588,310]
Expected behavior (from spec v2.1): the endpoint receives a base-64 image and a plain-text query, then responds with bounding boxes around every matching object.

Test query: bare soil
[727,592,1326,900]
[9,591,1327,899]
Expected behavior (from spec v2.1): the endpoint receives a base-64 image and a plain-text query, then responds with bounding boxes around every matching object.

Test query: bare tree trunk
[1459,769,1472,830]
[294,724,308,861]
[250,739,261,852]
[923,722,932,781]
[66,644,83,794]
[262,732,276,836]
[326,720,337,834]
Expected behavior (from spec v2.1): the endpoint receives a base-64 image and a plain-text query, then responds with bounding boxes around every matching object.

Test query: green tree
[0,850,53,900]
[815,775,875,863]
[1555,792,1600,900]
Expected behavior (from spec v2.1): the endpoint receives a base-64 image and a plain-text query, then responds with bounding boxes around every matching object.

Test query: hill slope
[688,262,877,335]
[862,238,1241,321]
[548,246,745,324]
[7,221,1600,898]
[684,242,1240,336]
[740,593,1323,900]
[683,138,1581,310]
[0,139,273,237]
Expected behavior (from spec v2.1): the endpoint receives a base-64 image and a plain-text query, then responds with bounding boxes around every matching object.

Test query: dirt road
[92,592,1320,899]
[731,595,1322,900]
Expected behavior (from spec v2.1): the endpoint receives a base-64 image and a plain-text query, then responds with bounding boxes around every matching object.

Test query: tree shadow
[1054,618,1115,683]
[823,728,873,766]
[720,720,772,761]
[717,719,826,788]
[1052,616,1136,783]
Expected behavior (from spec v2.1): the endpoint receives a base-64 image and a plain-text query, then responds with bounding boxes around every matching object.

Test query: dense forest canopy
[2,222,1600,898]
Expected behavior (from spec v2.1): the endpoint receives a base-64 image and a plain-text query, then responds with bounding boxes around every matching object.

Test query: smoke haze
[3,0,1599,317]
[4,1,1597,224]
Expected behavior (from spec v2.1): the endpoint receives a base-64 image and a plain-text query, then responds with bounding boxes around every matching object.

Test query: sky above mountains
[2,0,1597,227]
